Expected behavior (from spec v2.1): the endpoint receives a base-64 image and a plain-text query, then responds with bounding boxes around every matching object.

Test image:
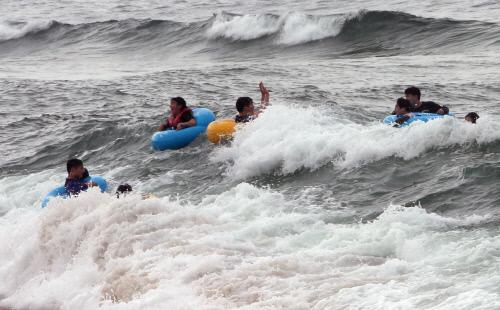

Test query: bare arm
[259,81,270,108]
[176,118,197,130]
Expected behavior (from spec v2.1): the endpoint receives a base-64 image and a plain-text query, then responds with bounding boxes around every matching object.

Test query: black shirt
[179,111,194,122]
[411,101,449,114]
[235,114,256,123]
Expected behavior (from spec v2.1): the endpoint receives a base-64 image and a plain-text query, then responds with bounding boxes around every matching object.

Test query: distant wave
[1,11,499,56]
[206,12,347,45]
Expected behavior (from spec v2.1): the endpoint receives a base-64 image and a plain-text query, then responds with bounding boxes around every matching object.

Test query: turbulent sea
[1,0,500,309]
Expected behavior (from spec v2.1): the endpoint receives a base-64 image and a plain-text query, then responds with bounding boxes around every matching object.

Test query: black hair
[405,86,421,100]
[396,97,411,112]
[171,97,187,108]
[236,97,253,112]
[82,168,89,179]
[116,183,132,198]
[66,158,83,173]
[465,112,479,123]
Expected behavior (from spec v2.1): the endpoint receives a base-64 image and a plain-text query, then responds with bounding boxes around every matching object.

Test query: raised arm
[259,81,270,107]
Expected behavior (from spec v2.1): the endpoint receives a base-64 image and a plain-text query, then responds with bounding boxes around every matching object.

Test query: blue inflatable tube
[384,112,454,127]
[41,176,107,208]
[151,108,216,151]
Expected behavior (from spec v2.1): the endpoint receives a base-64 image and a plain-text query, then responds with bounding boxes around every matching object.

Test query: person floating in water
[404,86,449,114]
[116,183,132,198]
[159,97,197,131]
[393,97,413,126]
[234,81,270,123]
[465,112,479,124]
[65,158,96,196]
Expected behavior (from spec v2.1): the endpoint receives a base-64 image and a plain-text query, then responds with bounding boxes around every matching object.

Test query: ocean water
[1,0,500,309]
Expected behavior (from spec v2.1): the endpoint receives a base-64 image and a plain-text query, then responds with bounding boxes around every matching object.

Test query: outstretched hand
[259,81,270,106]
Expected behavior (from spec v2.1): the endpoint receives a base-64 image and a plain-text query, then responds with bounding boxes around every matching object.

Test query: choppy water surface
[1,0,499,309]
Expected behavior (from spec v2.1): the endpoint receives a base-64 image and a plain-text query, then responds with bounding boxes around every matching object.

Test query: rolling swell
[1,11,500,58]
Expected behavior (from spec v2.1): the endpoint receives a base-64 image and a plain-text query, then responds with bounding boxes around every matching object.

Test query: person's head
[66,158,85,178]
[465,112,479,124]
[394,97,411,115]
[170,97,187,115]
[236,97,254,115]
[116,183,132,198]
[404,86,421,105]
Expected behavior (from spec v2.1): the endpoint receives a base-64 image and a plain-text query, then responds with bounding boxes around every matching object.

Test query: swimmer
[393,97,412,125]
[159,97,197,131]
[234,82,270,123]
[465,112,479,124]
[404,86,449,115]
[65,158,96,196]
[116,183,132,198]
[116,183,156,199]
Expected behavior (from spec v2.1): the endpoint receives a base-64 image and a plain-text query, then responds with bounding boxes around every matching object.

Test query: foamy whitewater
[1,0,500,309]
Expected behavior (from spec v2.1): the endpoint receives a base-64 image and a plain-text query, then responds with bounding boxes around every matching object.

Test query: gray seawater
[1,0,500,309]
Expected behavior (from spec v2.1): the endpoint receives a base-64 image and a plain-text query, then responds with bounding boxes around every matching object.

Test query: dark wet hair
[465,112,479,123]
[171,97,187,108]
[396,97,411,112]
[117,184,132,193]
[405,86,421,100]
[236,97,253,112]
[66,158,83,173]
[82,168,89,179]
[116,183,132,198]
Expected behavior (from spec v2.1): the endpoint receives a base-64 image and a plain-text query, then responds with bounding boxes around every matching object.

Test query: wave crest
[206,12,346,45]
[0,20,55,41]
[211,105,500,179]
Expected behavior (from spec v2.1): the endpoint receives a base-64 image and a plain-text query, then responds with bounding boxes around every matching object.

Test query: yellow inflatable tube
[206,119,236,144]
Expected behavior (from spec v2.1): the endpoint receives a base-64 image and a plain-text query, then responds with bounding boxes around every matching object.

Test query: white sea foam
[206,12,345,45]
[207,14,280,41]
[0,182,497,309]
[211,104,500,179]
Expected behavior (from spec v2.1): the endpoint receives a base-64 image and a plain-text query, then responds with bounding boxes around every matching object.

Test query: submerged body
[41,176,107,208]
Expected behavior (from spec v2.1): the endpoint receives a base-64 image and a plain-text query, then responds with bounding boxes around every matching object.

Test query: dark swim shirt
[65,178,88,195]
[411,101,449,114]
[234,114,256,123]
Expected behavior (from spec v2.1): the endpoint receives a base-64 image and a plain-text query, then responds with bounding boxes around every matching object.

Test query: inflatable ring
[206,119,236,144]
[151,108,216,151]
[41,176,107,208]
[384,112,454,127]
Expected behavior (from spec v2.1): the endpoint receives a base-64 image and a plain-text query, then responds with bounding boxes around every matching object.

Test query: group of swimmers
[160,83,479,133]
[393,86,479,125]
[61,84,480,199]
[158,81,270,131]
[61,82,272,198]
